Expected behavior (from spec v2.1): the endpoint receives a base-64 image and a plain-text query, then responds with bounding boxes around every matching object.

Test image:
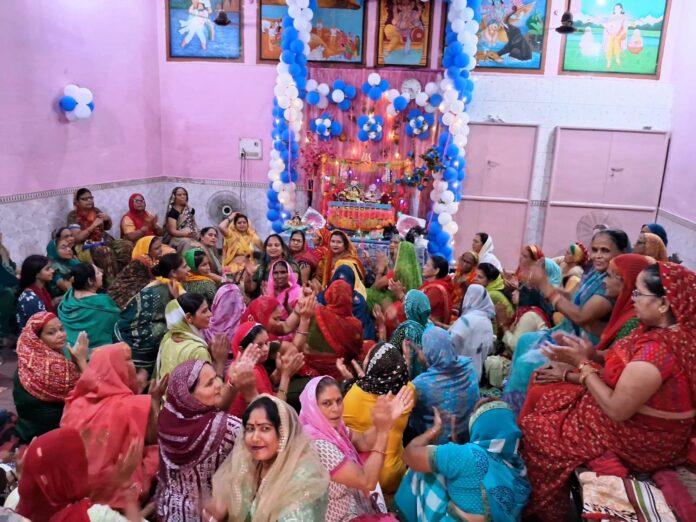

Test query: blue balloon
[280,50,294,64]
[375,115,384,125]
[437,231,450,246]
[424,113,435,125]
[368,87,382,101]
[284,27,298,40]
[438,133,449,147]
[280,172,290,183]
[449,42,463,54]
[289,63,301,76]
[429,94,443,106]
[357,130,369,142]
[316,124,326,134]
[267,209,279,221]
[338,99,351,111]
[291,40,304,54]
[59,96,77,112]
[330,121,342,135]
[447,67,461,79]
[442,55,453,69]
[357,115,368,127]
[394,96,408,111]
[455,53,470,68]
[267,190,279,202]
[407,108,419,119]
[282,16,294,27]
[427,241,439,255]
[306,91,320,106]
[297,54,308,65]
[334,79,346,91]
[379,79,389,91]
[446,144,459,158]
[405,127,414,137]
[344,85,357,99]
[429,220,442,235]
[361,82,371,95]
[443,167,457,181]
[272,221,284,233]
[441,245,453,260]
[296,77,307,90]
[290,171,298,182]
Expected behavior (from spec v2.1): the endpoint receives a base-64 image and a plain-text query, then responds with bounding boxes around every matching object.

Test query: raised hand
[149,373,170,405]
[371,395,396,432]
[388,385,415,421]
[335,358,354,380]
[528,258,548,288]
[372,303,385,325]
[544,332,595,367]
[298,294,317,318]
[210,334,230,366]
[278,350,304,377]
[136,369,149,394]
[67,330,89,363]
[350,359,365,378]
[430,407,443,440]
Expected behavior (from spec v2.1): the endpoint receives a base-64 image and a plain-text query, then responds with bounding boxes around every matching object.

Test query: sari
[14,312,81,441]
[322,230,365,290]
[452,251,479,313]
[163,200,199,252]
[300,377,382,519]
[57,288,119,355]
[203,283,245,343]
[46,239,79,296]
[131,235,156,265]
[107,259,153,310]
[519,263,696,522]
[306,280,363,379]
[318,265,376,341]
[390,290,432,378]
[60,343,159,509]
[449,285,495,381]
[222,223,261,274]
[251,256,300,300]
[501,285,551,354]
[113,281,170,375]
[157,360,242,522]
[395,401,531,522]
[182,248,218,305]
[212,394,329,521]
[642,232,668,262]
[366,241,419,316]
[485,274,514,333]
[0,241,17,340]
[502,268,609,415]
[266,259,302,311]
[242,296,286,342]
[120,193,157,238]
[420,276,454,325]
[478,235,502,271]
[156,299,212,379]
[412,328,480,443]
[643,223,668,246]
[343,344,413,493]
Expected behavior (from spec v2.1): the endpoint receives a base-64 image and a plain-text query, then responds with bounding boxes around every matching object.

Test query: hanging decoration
[59,84,95,122]
[310,113,342,141]
[405,109,434,140]
[427,0,480,262]
[361,72,390,102]
[305,79,330,109]
[329,80,358,111]
[357,115,384,143]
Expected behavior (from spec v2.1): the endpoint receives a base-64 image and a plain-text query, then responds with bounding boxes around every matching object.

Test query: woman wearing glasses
[120,193,164,243]
[518,262,696,522]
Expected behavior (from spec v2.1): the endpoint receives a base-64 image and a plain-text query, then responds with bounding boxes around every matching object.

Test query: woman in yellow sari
[220,212,262,276]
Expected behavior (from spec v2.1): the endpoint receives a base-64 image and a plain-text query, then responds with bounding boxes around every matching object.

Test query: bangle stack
[578,360,599,387]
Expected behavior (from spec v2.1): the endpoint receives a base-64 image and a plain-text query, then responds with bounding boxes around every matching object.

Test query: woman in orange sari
[519,263,696,522]
[321,230,365,291]
[451,251,478,313]
[419,255,453,326]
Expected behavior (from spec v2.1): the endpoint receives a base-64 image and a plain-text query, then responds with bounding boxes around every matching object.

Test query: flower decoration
[357,114,384,142]
[405,109,434,140]
[310,113,342,141]
[329,79,357,111]
[361,72,390,102]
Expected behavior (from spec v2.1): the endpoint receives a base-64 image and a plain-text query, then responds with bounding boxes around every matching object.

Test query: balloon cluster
[414,82,443,114]
[305,80,330,109]
[361,72,390,102]
[385,89,411,116]
[59,84,95,122]
[427,0,480,262]
[329,79,357,111]
[310,113,342,140]
[405,109,434,140]
[357,115,384,142]
[267,0,317,232]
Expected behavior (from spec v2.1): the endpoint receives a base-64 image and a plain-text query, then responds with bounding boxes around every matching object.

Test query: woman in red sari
[451,251,478,313]
[519,262,696,522]
[420,255,453,326]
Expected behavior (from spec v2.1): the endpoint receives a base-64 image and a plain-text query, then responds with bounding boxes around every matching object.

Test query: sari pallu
[420,276,454,325]
[318,265,376,341]
[157,299,212,380]
[222,225,261,274]
[57,288,120,356]
[390,290,432,378]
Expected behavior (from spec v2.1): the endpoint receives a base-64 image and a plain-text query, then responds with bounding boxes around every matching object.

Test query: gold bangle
[296,331,309,336]
[579,368,598,386]
[371,449,386,455]
[277,388,287,395]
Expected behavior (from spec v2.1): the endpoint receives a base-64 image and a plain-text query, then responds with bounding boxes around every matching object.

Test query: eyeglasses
[631,289,660,301]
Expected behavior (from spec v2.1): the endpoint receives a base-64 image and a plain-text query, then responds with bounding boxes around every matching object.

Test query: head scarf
[478,234,502,270]
[457,251,479,285]
[313,227,332,261]
[107,259,153,309]
[544,258,562,287]
[334,259,367,298]
[213,394,329,522]
[60,343,157,508]
[322,230,365,287]
[451,285,496,380]
[642,233,668,262]
[132,235,156,265]
[126,193,148,232]
[183,248,214,282]
[460,284,495,318]
[228,322,274,417]
[390,290,432,376]
[569,242,589,265]
[394,241,422,292]
[299,376,361,464]
[17,312,80,402]
[595,254,654,351]
[158,360,230,467]
[353,342,408,396]
[422,326,463,372]
[46,239,79,277]
[319,265,375,341]
[164,299,207,344]
[203,284,245,343]
[643,223,668,246]
[266,260,301,308]
[73,190,102,242]
[242,296,280,328]
[16,428,92,522]
[315,279,363,358]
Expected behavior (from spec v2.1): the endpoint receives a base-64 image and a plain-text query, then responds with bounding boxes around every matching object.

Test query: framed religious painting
[166,0,243,61]
[258,0,367,65]
[472,0,550,73]
[560,0,671,78]
[375,0,434,67]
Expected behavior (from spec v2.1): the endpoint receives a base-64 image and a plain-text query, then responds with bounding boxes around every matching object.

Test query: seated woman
[209,395,330,521]
[107,257,155,310]
[412,327,480,443]
[449,285,495,382]
[520,263,696,522]
[16,254,55,330]
[131,234,165,267]
[471,232,502,271]
[473,262,514,336]
[420,255,453,327]
[382,241,423,326]
[163,186,200,252]
[289,229,318,285]
[634,232,669,262]
[451,251,479,314]
[322,230,366,294]
[157,293,229,380]
[46,233,79,298]
[395,400,531,522]
[220,212,262,277]
[499,285,552,355]
[390,290,431,378]
[60,343,164,510]
[157,358,257,522]
[0,234,18,345]
[242,295,303,343]
[554,242,588,295]
[203,283,245,343]
[502,229,628,415]
[13,311,87,442]
[182,248,219,305]
[641,222,669,247]
[299,376,414,521]
[67,188,132,286]
[245,234,299,299]
[265,259,302,318]
[227,321,304,417]
[114,253,186,374]
[339,342,415,495]
[199,226,224,279]
[58,263,119,355]
[319,265,376,341]
[120,193,164,243]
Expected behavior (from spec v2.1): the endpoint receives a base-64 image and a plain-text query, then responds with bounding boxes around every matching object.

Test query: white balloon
[272,180,284,192]
[299,30,310,43]
[306,79,318,92]
[285,85,299,99]
[444,221,459,235]
[453,0,466,10]
[288,5,301,18]
[273,85,285,98]
[75,88,93,105]
[425,104,437,113]
[430,191,440,203]
[463,41,477,55]
[451,19,465,33]
[291,98,303,110]
[290,121,302,133]
[438,213,452,226]
[284,108,297,121]
[276,62,290,74]
[74,103,91,119]
[446,202,459,214]
[367,72,381,86]
[434,180,448,193]
[442,113,455,126]
[317,83,330,96]
[287,182,297,191]
[400,91,411,101]
[317,96,329,109]
[64,84,80,98]
[441,190,455,204]
[278,72,293,85]
[466,20,480,34]
[331,90,345,103]
[304,42,311,55]
[296,0,309,7]
[270,149,280,160]
[450,100,465,114]
[424,82,438,96]
[453,134,466,147]
[286,0,298,6]
[277,96,290,109]
[444,89,458,103]
[440,79,454,91]
[415,92,429,106]
[293,18,304,30]
[302,8,313,21]
[464,7,475,20]
[323,118,331,127]
[386,105,397,117]
[466,57,477,70]
[65,110,78,122]
[434,203,446,214]
[386,89,400,102]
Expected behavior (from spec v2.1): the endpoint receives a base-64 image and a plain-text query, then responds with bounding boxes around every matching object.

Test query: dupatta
[125,193,153,234]
[390,290,432,377]
[266,259,302,310]
[203,283,245,343]
[321,230,365,288]
[222,225,261,269]
[315,280,363,360]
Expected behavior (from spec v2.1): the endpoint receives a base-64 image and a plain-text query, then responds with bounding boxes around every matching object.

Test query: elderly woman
[182,248,219,305]
[120,193,164,243]
[220,212,262,276]
[452,251,479,313]
[163,186,200,252]
[520,263,696,521]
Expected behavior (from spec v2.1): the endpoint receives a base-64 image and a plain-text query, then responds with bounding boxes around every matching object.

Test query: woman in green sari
[57,263,119,357]
[474,262,515,337]
[390,289,432,378]
[182,248,218,305]
[46,233,80,298]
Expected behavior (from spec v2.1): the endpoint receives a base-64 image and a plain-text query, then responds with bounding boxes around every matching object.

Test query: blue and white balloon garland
[427,0,480,262]
[266,0,317,233]
[59,84,95,121]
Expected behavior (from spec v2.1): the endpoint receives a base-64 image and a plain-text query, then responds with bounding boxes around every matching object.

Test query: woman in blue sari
[410,326,480,444]
[390,290,431,378]
[395,400,530,522]
[318,264,376,341]
[502,230,628,415]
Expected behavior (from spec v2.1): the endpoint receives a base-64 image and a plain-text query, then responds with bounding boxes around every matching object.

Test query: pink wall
[0,0,163,197]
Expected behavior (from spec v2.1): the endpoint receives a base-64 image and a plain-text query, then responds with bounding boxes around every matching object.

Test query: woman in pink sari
[265,259,302,318]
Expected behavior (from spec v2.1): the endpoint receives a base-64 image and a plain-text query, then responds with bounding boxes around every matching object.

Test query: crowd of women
[0,185,693,522]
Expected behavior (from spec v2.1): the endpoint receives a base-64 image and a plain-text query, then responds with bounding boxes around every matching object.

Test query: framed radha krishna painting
[376,0,434,67]
[560,0,671,78]
[258,0,366,65]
